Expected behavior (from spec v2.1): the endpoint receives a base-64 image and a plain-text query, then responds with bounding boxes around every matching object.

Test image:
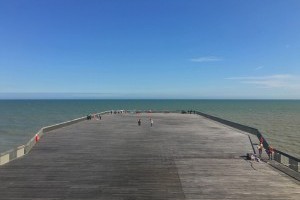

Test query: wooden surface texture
[0,113,299,199]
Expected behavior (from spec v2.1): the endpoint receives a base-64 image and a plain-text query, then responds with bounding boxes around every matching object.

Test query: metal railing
[0,111,110,166]
[2,109,298,173]
[273,149,300,172]
[193,110,299,173]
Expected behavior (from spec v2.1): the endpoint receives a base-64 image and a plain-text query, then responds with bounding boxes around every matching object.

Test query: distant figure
[150,118,153,127]
[266,148,270,160]
[138,119,141,126]
[257,142,263,158]
[260,136,264,144]
[267,146,274,160]
[99,115,102,120]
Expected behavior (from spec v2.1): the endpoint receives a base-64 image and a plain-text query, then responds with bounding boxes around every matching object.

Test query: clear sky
[1,0,300,99]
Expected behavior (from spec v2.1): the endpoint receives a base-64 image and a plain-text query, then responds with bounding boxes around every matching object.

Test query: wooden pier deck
[0,113,299,199]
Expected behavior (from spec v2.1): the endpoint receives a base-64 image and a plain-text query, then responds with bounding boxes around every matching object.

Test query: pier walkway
[0,113,299,199]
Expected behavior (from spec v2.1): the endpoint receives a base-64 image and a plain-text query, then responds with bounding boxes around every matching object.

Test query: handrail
[2,109,298,173]
[193,110,299,173]
[0,110,110,166]
[274,149,300,162]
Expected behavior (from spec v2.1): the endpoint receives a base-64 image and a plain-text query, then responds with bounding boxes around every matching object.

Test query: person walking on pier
[138,119,141,126]
[150,118,153,127]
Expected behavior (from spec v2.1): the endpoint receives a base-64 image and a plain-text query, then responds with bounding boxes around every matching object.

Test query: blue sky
[1,0,300,99]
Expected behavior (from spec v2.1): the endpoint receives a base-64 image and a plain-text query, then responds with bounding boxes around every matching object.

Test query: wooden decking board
[0,113,299,200]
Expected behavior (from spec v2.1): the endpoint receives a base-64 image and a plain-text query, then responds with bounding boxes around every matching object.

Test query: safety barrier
[273,149,300,172]
[0,111,109,166]
[194,110,299,173]
[3,109,297,173]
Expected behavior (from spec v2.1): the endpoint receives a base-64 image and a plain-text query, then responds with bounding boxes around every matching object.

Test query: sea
[0,100,299,158]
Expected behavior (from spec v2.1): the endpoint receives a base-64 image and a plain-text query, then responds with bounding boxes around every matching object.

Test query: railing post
[0,153,10,165]
[289,158,299,172]
[17,145,25,158]
[274,151,281,163]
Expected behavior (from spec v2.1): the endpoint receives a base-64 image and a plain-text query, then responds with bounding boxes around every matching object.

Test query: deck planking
[0,113,299,200]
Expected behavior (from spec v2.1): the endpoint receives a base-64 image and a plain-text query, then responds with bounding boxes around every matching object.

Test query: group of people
[86,114,102,120]
[110,110,127,114]
[257,138,274,160]
[138,118,154,127]
[187,110,196,114]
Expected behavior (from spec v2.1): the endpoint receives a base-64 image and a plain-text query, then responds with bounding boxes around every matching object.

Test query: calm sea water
[0,100,299,158]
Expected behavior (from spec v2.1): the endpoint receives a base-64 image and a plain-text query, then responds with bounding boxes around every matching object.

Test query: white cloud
[190,56,222,62]
[226,74,300,89]
[255,66,264,70]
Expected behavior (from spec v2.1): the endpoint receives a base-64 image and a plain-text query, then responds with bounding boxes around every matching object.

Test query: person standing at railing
[266,148,270,160]
[267,146,274,160]
[257,142,263,158]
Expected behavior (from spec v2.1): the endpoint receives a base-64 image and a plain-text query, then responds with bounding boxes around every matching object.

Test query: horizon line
[0,98,300,100]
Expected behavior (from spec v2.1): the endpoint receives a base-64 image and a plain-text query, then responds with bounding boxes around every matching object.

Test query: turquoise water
[0,100,299,158]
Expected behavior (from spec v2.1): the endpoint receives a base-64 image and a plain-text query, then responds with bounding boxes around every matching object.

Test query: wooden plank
[0,113,299,200]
